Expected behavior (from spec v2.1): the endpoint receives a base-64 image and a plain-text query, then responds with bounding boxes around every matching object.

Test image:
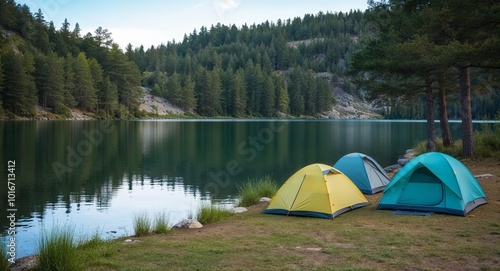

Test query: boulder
[173,219,203,229]
[232,207,248,213]
[404,149,417,159]
[259,197,271,202]
[384,164,401,173]
[398,158,410,166]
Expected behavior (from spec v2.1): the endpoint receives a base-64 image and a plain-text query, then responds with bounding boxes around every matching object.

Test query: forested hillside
[0,0,498,120]
[127,11,366,117]
[0,0,368,119]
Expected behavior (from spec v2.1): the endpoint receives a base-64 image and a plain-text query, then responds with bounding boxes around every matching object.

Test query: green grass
[78,230,107,249]
[196,203,233,224]
[153,211,172,234]
[474,122,500,158]
[132,212,152,236]
[0,239,9,271]
[414,138,463,156]
[24,162,500,271]
[73,172,500,271]
[414,123,500,159]
[35,226,83,271]
[237,175,279,207]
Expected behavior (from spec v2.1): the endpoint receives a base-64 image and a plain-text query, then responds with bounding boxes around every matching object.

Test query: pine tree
[195,67,222,116]
[105,44,142,117]
[72,52,97,111]
[244,59,263,115]
[316,77,332,113]
[63,53,77,107]
[274,74,289,115]
[165,72,182,107]
[181,75,196,112]
[33,9,51,53]
[94,26,113,48]
[303,73,317,115]
[34,52,68,114]
[260,74,276,117]
[288,68,305,116]
[231,69,247,117]
[0,0,16,30]
[98,76,119,118]
[1,49,37,117]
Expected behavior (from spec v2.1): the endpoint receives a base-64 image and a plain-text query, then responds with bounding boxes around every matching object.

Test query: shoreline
[8,155,499,270]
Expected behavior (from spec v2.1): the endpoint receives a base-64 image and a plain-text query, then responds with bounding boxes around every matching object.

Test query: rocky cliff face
[323,86,381,119]
[139,87,185,116]
[317,72,381,119]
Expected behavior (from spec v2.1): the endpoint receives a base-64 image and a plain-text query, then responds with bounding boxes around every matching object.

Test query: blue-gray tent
[333,153,390,194]
[377,152,487,216]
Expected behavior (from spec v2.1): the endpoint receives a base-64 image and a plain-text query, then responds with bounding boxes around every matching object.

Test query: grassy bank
[53,160,498,271]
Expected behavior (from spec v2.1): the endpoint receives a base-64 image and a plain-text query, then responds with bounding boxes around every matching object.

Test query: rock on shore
[173,219,203,229]
[384,149,417,174]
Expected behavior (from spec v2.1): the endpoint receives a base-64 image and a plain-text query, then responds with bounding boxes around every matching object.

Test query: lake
[0,119,473,257]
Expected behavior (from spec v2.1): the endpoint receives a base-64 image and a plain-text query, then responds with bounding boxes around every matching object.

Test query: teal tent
[377,152,487,216]
[333,153,390,194]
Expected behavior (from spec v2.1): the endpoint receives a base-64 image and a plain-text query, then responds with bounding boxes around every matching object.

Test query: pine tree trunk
[438,78,452,147]
[460,67,474,157]
[425,77,436,152]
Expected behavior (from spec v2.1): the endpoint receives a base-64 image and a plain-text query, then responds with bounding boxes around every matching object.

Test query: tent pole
[287,175,307,216]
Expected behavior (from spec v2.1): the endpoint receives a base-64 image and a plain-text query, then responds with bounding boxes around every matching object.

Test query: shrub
[474,122,500,158]
[414,121,500,159]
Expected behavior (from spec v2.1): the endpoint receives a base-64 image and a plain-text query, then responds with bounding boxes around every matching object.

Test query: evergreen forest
[0,0,498,120]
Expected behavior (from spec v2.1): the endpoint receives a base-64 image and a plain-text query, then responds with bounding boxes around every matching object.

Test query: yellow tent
[264,164,369,219]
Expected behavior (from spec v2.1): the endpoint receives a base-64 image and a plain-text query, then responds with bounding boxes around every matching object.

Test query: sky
[17,0,370,49]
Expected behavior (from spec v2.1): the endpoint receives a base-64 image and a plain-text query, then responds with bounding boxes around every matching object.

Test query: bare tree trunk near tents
[459,66,474,157]
[437,75,452,147]
[425,76,436,152]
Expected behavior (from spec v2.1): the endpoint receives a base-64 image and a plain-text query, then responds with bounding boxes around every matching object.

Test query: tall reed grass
[197,203,233,224]
[237,175,278,207]
[133,211,172,236]
[133,212,152,236]
[0,239,9,271]
[153,211,171,234]
[35,226,83,271]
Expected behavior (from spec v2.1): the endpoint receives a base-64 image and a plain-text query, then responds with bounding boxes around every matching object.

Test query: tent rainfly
[333,152,390,194]
[263,163,370,219]
[377,152,487,216]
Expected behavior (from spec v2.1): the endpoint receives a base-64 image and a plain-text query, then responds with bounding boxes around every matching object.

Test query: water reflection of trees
[1,120,466,232]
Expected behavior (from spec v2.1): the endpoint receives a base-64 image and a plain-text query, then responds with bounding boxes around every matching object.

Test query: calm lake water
[0,120,475,257]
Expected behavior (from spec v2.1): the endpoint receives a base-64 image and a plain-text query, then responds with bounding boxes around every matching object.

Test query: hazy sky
[18,0,369,49]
